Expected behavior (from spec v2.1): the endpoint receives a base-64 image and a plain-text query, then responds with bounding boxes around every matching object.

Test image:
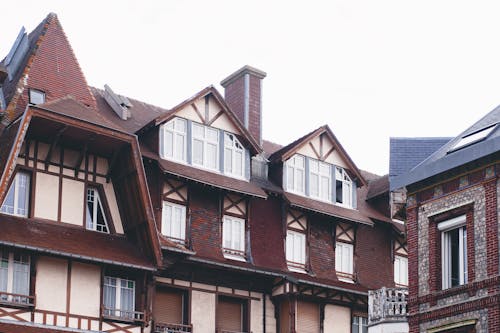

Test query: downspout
[263,292,267,333]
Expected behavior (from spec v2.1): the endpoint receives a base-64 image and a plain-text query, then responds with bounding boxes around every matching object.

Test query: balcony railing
[368,287,408,324]
[0,291,35,307]
[216,330,249,333]
[102,306,145,323]
[154,322,193,333]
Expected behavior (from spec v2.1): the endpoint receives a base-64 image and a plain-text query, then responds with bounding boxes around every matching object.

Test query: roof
[0,214,154,270]
[389,137,451,190]
[392,106,500,190]
[269,125,367,186]
[141,144,267,198]
[366,174,389,200]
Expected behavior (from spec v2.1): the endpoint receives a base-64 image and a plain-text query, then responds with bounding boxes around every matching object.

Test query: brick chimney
[221,65,266,145]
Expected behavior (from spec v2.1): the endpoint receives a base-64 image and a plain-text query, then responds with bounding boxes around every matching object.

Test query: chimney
[221,65,266,145]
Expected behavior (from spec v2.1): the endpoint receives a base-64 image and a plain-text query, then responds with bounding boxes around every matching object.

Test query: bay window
[286,155,305,194]
[309,159,331,201]
[286,230,306,271]
[160,118,187,162]
[103,276,137,321]
[86,187,110,233]
[336,242,354,281]
[1,171,30,217]
[192,123,219,170]
[439,215,467,289]
[222,216,246,260]
[162,202,187,244]
[0,250,31,305]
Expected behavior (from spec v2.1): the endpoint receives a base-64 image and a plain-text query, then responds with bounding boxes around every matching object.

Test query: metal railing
[0,291,35,307]
[154,322,193,333]
[102,306,145,323]
[368,287,408,324]
[216,330,249,333]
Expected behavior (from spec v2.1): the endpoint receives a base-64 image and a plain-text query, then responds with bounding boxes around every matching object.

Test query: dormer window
[309,160,331,201]
[192,123,219,170]
[286,155,305,194]
[86,187,110,233]
[160,118,187,163]
[29,89,45,105]
[336,167,352,207]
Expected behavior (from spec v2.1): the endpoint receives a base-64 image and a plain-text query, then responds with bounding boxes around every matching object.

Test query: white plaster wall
[251,298,263,333]
[368,322,409,333]
[96,157,108,175]
[36,256,68,312]
[103,181,124,234]
[61,178,85,226]
[191,290,215,332]
[324,305,351,333]
[34,173,59,221]
[265,295,277,333]
[69,262,101,317]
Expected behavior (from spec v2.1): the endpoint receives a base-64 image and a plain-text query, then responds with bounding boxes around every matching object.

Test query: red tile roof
[0,214,154,270]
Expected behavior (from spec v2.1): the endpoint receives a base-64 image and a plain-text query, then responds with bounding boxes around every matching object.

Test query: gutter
[0,240,156,272]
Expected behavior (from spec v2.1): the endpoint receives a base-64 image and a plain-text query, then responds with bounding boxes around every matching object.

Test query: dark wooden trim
[74,142,88,178]
[191,103,205,124]
[44,125,67,170]
[57,147,64,222]
[322,146,336,162]
[308,142,321,160]
[65,260,72,326]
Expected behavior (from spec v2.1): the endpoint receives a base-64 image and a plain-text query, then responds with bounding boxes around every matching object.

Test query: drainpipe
[263,292,267,333]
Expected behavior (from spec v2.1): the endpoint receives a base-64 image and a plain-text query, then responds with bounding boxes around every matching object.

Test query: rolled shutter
[217,297,243,332]
[153,289,183,324]
[280,300,290,333]
[297,301,320,333]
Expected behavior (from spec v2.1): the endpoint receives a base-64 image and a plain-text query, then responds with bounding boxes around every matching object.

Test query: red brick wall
[485,179,498,276]
[308,215,336,279]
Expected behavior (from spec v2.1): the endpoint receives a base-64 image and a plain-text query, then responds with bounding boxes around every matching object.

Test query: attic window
[449,124,497,153]
[29,89,45,105]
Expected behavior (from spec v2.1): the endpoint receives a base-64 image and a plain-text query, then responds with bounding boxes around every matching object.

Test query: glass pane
[103,278,117,311]
[96,195,109,233]
[13,255,29,296]
[163,204,172,236]
[224,219,232,248]
[165,120,174,130]
[286,232,293,262]
[1,180,15,214]
[449,228,460,287]
[225,148,232,173]
[207,128,219,142]
[172,207,181,239]
[16,173,29,216]
[165,131,173,158]
[207,143,217,169]
[86,189,95,230]
[295,155,304,168]
[297,170,304,193]
[321,176,330,200]
[193,140,203,165]
[175,118,186,132]
[310,174,319,197]
[287,166,294,190]
[225,133,232,147]
[336,180,343,203]
[0,252,8,293]
[193,124,204,138]
[120,280,134,312]
[174,133,185,160]
[319,162,330,175]
[235,151,243,176]
[310,160,318,172]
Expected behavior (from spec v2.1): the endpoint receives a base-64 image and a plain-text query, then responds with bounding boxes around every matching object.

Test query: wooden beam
[105,148,121,183]
[74,142,88,178]
[45,125,67,169]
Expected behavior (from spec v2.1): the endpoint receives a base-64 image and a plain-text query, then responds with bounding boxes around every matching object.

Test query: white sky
[1,1,499,175]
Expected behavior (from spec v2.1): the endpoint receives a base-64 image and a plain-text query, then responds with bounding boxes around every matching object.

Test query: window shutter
[331,165,336,203]
[217,297,243,331]
[280,300,290,333]
[352,180,357,209]
[304,157,310,196]
[186,120,192,165]
[297,301,320,333]
[219,130,225,174]
[153,289,184,324]
[245,149,251,180]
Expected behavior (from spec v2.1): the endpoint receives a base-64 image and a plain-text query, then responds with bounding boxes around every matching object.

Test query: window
[192,123,219,170]
[103,277,136,320]
[286,155,305,194]
[309,159,331,201]
[224,133,244,178]
[394,255,408,287]
[1,171,30,217]
[153,288,189,329]
[449,124,497,152]
[29,89,45,105]
[335,242,354,281]
[439,215,467,289]
[161,202,186,244]
[352,316,368,333]
[160,118,187,162]
[217,296,248,333]
[222,216,245,260]
[335,167,352,207]
[86,187,110,233]
[286,230,306,271]
[0,250,31,305]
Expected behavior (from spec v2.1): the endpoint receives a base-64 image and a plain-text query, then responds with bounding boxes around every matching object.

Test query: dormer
[270,126,367,210]
[154,87,262,182]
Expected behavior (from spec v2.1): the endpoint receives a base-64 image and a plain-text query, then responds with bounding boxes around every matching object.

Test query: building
[392,108,500,332]
[0,13,407,333]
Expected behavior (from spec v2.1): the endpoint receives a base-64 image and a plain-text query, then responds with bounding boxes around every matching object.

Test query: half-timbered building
[0,13,407,333]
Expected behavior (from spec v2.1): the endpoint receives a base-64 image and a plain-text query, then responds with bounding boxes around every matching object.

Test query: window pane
[450,228,460,287]
[16,173,29,216]
[297,170,304,193]
[13,254,29,296]
[286,232,293,262]
[104,277,117,312]
[193,139,203,165]
[175,118,186,132]
[174,133,185,161]
[207,143,217,169]
[193,124,204,138]
[1,179,15,214]
[86,189,95,230]
[320,176,330,200]
[336,180,343,203]
[207,128,219,142]
[287,166,294,190]
[120,279,135,312]
[163,204,172,236]
[310,174,319,197]
[234,151,243,176]
[0,251,8,293]
[225,148,232,173]
[165,131,174,158]
[223,218,232,248]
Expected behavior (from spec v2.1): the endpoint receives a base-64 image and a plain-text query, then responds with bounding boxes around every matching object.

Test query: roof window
[448,123,497,153]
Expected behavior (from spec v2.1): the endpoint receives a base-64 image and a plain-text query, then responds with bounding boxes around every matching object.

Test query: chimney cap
[220,65,267,87]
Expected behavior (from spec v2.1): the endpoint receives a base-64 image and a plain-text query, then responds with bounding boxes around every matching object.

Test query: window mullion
[115,278,122,315]
[6,253,13,294]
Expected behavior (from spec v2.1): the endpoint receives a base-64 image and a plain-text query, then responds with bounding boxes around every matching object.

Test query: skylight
[449,123,498,152]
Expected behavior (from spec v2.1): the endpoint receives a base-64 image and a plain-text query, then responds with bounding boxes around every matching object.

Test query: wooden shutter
[217,297,243,332]
[153,288,183,324]
[280,300,290,333]
[297,301,320,333]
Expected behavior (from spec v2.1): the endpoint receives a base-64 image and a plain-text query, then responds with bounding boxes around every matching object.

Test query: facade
[0,13,406,333]
[392,109,500,332]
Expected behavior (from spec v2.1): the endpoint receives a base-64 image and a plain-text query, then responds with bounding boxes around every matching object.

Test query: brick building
[392,108,500,332]
[0,13,406,333]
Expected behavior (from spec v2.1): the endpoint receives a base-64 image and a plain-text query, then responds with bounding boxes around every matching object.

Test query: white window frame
[160,117,187,163]
[286,230,306,272]
[335,167,353,208]
[192,122,219,171]
[335,242,354,282]
[103,276,136,319]
[222,216,246,261]
[0,251,30,304]
[224,132,245,178]
[161,201,186,244]
[86,187,110,233]
[286,155,305,195]
[439,215,467,290]
[394,255,408,286]
[1,171,30,217]
[352,316,368,333]
[29,89,45,105]
[309,159,331,202]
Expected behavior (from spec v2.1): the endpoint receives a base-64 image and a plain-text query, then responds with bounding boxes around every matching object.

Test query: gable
[175,93,240,134]
[295,132,349,169]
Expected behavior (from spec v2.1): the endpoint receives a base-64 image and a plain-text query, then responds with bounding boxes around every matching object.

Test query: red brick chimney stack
[221,65,266,146]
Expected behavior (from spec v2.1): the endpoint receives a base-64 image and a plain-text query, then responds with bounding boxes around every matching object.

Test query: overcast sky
[1,1,499,175]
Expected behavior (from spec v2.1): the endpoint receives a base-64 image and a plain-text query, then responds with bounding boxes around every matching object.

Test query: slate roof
[392,106,500,189]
